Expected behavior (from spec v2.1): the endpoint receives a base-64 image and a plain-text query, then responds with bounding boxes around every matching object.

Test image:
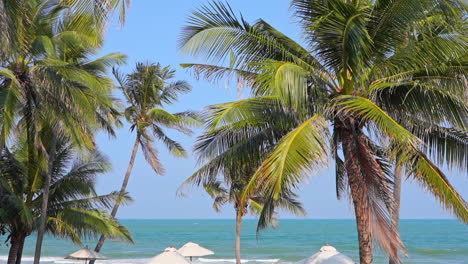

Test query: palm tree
[180,102,305,264]
[0,2,125,262]
[91,62,197,259]
[179,1,468,263]
[0,132,133,264]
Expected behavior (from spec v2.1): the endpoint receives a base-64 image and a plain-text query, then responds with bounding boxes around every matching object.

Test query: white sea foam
[197,258,280,263]
[0,256,151,264]
[0,256,292,264]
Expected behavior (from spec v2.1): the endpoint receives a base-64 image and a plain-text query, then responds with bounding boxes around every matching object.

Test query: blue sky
[94,0,468,220]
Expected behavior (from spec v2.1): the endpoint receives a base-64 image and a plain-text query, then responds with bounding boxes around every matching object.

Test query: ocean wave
[197,258,281,263]
[0,256,290,264]
[0,256,150,264]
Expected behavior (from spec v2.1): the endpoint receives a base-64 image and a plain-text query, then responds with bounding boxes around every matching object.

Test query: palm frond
[368,0,465,62]
[203,181,229,212]
[48,208,133,244]
[139,133,164,175]
[180,1,326,78]
[406,121,468,171]
[370,81,468,130]
[151,126,187,158]
[244,115,329,202]
[64,0,130,27]
[181,63,257,87]
[52,191,132,212]
[84,53,127,72]
[160,80,191,105]
[332,95,420,147]
[407,151,468,223]
[147,109,194,136]
[334,95,468,223]
[204,96,282,130]
[255,60,310,111]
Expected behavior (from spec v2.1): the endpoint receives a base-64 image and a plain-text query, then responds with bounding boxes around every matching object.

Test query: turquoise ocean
[1,220,467,264]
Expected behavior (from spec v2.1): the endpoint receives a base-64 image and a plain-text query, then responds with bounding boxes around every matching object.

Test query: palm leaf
[244,115,329,201]
[335,95,468,223]
[49,208,133,243]
[332,95,420,147]
[139,133,164,175]
[408,151,468,223]
[204,96,281,130]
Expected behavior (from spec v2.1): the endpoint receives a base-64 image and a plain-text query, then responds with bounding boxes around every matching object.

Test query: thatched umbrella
[65,246,107,264]
[304,245,355,264]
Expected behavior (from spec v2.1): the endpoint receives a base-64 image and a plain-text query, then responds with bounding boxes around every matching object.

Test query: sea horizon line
[116,218,459,221]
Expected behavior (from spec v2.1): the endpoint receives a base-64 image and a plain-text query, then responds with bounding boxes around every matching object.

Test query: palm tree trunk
[340,124,373,264]
[90,135,140,264]
[33,135,57,264]
[351,193,373,264]
[235,209,242,264]
[389,163,403,264]
[8,231,25,264]
[7,233,20,264]
[15,234,26,264]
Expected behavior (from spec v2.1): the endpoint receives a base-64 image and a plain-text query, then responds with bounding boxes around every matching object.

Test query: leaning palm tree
[0,132,133,264]
[180,103,305,264]
[91,62,197,259]
[179,1,468,263]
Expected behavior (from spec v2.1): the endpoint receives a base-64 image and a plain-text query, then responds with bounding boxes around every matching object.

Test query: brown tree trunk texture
[15,234,26,264]
[33,135,57,264]
[90,135,140,264]
[340,121,373,264]
[8,232,25,264]
[235,209,243,264]
[389,163,403,264]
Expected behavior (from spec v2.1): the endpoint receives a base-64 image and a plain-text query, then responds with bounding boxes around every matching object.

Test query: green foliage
[244,114,329,193]
[0,133,133,245]
[0,0,126,151]
[0,2,131,261]
[180,97,306,232]
[115,62,198,175]
[181,0,468,262]
[0,0,130,56]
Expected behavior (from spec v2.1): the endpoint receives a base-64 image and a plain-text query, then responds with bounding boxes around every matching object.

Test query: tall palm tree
[0,132,133,264]
[0,2,125,262]
[91,62,197,259]
[180,102,305,264]
[179,1,468,263]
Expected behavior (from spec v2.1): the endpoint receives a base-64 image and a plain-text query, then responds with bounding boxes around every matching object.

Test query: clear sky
[94,0,468,220]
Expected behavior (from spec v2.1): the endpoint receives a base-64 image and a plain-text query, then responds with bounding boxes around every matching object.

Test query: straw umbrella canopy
[178,242,214,261]
[147,246,190,264]
[65,246,107,264]
[304,245,355,264]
